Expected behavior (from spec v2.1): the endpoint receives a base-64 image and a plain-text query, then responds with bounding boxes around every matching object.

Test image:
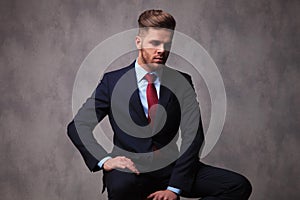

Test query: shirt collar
[134,59,163,83]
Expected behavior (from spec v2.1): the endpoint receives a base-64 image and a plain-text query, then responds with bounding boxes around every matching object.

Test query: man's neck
[137,57,153,72]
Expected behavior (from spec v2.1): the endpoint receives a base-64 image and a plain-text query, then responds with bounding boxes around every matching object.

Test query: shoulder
[163,66,193,85]
[105,61,135,77]
[100,61,135,82]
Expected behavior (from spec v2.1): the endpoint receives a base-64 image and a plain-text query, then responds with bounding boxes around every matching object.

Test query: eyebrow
[149,40,172,45]
[150,40,161,43]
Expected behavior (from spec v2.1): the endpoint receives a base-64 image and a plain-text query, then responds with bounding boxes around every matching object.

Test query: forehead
[142,28,173,42]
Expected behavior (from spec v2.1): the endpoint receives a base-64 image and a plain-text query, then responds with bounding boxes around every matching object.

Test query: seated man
[67,9,252,200]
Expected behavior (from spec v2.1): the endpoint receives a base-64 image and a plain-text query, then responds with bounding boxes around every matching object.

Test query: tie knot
[145,73,156,83]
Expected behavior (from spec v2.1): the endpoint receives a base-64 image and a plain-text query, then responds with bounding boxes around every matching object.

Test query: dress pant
[102,162,252,200]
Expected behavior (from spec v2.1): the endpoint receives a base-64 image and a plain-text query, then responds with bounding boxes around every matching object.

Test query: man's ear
[135,36,142,50]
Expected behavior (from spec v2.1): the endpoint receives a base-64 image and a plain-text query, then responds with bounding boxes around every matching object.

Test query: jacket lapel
[130,89,149,124]
[126,65,149,124]
[152,68,173,133]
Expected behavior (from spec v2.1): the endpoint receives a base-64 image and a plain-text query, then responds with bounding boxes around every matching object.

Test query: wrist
[167,186,181,195]
[98,156,112,169]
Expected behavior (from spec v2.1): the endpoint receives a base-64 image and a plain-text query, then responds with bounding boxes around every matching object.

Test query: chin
[149,63,164,70]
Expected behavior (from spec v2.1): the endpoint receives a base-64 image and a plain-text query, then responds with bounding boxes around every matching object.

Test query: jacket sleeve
[67,74,111,172]
[168,75,205,192]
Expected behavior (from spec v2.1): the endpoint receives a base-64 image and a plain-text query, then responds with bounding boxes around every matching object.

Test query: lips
[153,57,164,62]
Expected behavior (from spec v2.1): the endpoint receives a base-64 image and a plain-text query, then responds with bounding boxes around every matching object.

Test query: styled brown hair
[138,9,176,30]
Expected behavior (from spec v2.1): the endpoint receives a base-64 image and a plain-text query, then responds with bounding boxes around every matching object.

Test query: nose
[157,44,166,54]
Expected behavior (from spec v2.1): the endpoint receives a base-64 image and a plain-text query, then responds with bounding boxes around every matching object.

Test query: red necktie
[145,73,158,124]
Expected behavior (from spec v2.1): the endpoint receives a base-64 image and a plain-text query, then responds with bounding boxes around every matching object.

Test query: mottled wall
[0,0,299,200]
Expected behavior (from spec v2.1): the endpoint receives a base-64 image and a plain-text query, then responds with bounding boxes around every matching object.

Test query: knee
[236,175,252,199]
[110,178,135,193]
[104,170,137,196]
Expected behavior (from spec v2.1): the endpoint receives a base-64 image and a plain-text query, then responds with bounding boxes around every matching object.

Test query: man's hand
[146,190,178,200]
[103,156,140,174]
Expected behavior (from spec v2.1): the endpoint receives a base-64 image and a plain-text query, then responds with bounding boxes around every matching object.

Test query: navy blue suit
[67,61,252,199]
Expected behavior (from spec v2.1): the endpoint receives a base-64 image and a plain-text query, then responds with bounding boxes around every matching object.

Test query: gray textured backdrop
[1,0,299,199]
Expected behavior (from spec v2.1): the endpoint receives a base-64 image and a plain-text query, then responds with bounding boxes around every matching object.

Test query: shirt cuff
[98,156,112,169]
[167,186,181,195]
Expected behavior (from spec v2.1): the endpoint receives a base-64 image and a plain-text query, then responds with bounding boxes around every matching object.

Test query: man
[67,9,252,200]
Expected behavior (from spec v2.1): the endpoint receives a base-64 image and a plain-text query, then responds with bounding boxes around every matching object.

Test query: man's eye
[151,41,160,46]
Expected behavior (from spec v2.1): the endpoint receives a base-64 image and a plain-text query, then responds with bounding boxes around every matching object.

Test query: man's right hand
[103,156,140,175]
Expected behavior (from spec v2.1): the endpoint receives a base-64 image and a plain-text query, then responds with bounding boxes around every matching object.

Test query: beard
[140,48,168,68]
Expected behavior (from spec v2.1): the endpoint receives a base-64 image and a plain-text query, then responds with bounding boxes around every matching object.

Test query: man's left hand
[146,190,178,200]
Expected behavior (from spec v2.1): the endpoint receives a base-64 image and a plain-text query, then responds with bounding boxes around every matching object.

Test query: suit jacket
[67,61,204,192]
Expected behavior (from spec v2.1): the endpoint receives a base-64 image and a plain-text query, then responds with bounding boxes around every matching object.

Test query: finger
[148,191,159,199]
[120,156,127,161]
[154,195,161,200]
[126,162,139,174]
[117,156,132,165]
[126,164,140,174]
[121,158,140,174]
[110,158,139,174]
[147,192,155,199]
[158,195,164,200]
